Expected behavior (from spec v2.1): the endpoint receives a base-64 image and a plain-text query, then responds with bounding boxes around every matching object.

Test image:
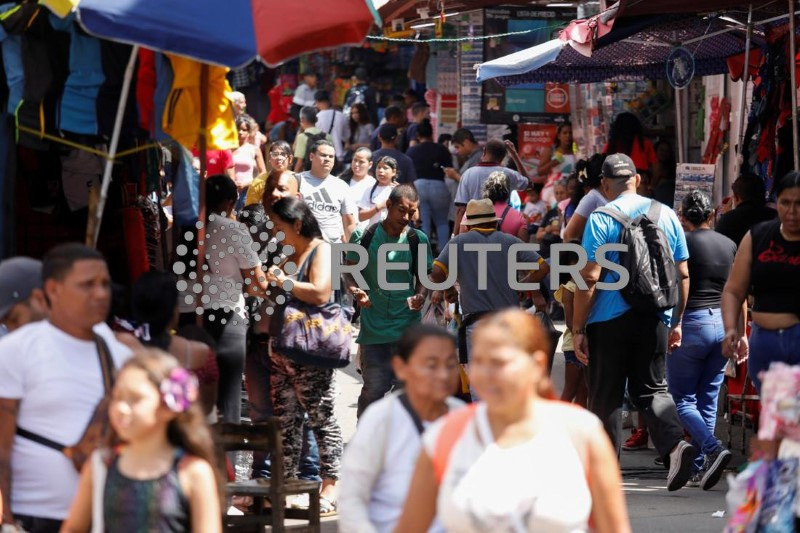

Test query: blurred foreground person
[395,309,630,533]
[339,325,463,533]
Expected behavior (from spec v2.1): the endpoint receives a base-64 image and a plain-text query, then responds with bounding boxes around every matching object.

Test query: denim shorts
[564,350,585,368]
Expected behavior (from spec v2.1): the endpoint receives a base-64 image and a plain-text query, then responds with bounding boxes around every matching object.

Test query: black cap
[378,123,398,141]
[354,67,368,80]
[602,153,637,179]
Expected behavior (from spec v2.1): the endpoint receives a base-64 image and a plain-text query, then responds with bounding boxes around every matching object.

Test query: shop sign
[666,47,695,89]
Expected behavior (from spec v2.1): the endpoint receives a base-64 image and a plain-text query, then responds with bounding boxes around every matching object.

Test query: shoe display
[622,428,649,451]
[700,447,732,491]
[667,440,696,491]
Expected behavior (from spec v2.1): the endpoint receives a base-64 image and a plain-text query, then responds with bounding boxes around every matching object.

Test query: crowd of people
[0,92,799,531]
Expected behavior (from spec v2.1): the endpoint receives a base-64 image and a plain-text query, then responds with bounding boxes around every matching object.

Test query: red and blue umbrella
[47,0,381,67]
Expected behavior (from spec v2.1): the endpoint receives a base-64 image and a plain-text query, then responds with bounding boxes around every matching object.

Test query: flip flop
[319,495,338,517]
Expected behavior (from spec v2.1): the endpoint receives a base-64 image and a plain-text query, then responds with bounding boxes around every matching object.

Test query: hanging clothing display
[136,49,156,134]
[50,13,104,135]
[0,3,24,115]
[742,28,799,194]
[1,3,69,150]
[170,144,201,226]
[60,144,105,211]
[162,54,238,151]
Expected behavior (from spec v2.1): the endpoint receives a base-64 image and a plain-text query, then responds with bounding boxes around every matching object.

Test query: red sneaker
[622,428,649,450]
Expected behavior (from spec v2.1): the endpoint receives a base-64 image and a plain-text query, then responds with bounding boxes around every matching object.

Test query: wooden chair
[216,421,320,533]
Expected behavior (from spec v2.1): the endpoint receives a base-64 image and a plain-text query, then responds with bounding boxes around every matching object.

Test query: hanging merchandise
[60,145,105,211]
[0,4,24,115]
[170,144,201,226]
[702,96,730,165]
[162,55,238,152]
[1,3,70,150]
[741,28,797,194]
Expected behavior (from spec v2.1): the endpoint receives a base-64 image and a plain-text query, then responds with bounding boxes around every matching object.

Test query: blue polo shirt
[581,193,688,326]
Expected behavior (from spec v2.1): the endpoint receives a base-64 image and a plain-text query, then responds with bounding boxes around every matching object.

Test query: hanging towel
[162,55,237,151]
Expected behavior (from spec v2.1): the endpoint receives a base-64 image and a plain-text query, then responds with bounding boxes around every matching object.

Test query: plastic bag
[422,301,447,327]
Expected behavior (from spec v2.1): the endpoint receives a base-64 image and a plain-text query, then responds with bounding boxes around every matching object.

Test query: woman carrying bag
[264,196,349,516]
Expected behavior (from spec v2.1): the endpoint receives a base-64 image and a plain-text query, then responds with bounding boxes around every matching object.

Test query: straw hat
[462,199,498,226]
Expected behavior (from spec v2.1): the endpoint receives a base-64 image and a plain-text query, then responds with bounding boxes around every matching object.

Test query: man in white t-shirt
[300,140,358,243]
[315,90,349,162]
[0,244,132,531]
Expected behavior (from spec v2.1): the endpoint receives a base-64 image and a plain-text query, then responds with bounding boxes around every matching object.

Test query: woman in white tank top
[394,309,630,533]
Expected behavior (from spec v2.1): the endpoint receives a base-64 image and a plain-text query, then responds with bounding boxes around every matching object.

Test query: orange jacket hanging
[162,54,238,151]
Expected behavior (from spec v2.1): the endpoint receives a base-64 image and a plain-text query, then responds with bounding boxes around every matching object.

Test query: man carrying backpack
[573,153,693,492]
[344,185,433,418]
[293,106,333,173]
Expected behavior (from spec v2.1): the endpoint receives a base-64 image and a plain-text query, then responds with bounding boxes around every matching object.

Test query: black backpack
[359,222,423,280]
[595,200,679,312]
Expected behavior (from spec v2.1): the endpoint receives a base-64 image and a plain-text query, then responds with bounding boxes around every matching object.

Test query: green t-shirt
[346,223,433,345]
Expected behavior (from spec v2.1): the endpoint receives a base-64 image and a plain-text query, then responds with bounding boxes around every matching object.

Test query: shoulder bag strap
[359,223,379,252]
[16,334,116,453]
[595,206,632,228]
[432,404,478,485]
[327,111,336,134]
[498,204,512,226]
[398,392,425,435]
[298,244,321,283]
[93,334,115,392]
[646,200,662,224]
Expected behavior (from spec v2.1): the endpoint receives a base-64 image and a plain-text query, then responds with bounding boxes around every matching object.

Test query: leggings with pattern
[270,350,343,479]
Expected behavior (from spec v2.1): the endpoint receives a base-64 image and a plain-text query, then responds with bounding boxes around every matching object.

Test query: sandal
[319,495,338,517]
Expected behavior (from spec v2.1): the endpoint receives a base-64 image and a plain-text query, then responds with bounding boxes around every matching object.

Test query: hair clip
[160,367,199,413]
[578,168,588,183]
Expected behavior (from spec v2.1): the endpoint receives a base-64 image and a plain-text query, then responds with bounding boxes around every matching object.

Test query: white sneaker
[667,440,696,491]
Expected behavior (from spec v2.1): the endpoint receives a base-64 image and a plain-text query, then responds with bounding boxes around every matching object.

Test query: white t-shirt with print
[0,321,131,519]
[422,402,597,533]
[300,172,359,243]
[203,214,262,320]
[357,183,392,228]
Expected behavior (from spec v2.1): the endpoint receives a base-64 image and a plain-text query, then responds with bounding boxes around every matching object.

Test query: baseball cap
[602,153,637,179]
[0,257,43,319]
[378,123,398,142]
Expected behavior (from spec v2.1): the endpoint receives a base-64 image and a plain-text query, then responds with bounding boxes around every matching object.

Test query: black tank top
[750,220,800,316]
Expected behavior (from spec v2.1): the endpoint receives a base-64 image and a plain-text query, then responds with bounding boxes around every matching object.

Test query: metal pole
[675,87,685,163]
[90,45,139,249]
[195,64,209,327]
[790,0,799,170]
[735,4,754,178]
